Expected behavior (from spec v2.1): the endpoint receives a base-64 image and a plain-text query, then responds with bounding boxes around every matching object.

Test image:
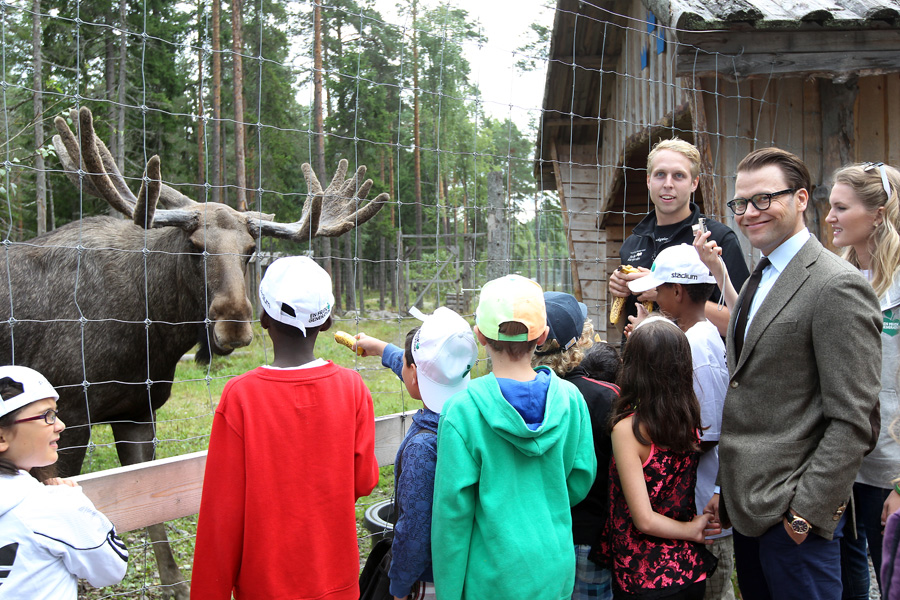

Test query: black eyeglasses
[727,188,797,215]
[13,408,59,426]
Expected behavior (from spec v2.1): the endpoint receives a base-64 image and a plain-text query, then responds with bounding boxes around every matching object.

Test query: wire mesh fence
[4,0,891,595]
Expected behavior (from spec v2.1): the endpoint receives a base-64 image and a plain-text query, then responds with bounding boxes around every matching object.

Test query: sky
[374,0,552,131]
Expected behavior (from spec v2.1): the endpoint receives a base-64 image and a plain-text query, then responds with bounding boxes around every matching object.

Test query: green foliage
[4,0,566,286]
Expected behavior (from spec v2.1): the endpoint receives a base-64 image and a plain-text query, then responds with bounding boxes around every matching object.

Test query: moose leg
[53,422,91,478]
[111,419,190,600]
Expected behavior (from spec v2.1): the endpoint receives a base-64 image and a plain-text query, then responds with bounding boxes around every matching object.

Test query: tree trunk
[389,138,395,227]
[486,172,507,281]
[412,0,422,260]
[104,11,116,160]
[313,0,332,284]
[48,176,55,230]
[379,237,386,311]
[32,0,46,235]
[344,234,355,311]
[211,0,222,203]
[231,0,247,211]
[197,0,206,189]
[31,0,47,235]
[116,0,127,173]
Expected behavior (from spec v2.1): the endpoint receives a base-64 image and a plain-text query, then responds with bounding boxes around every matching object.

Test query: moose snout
[208,297,254,351]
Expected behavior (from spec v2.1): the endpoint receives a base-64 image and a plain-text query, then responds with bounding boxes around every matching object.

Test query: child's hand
[883,489,900,525]
[702,514,723,541]
[354,333,389,358]
[624,301,651,337]
[43,477,79,488]
[685,513,714,543]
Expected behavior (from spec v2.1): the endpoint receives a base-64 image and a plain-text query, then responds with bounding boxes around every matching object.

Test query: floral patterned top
[600,442,717,598]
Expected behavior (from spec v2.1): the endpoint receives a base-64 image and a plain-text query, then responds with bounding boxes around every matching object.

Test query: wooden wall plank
[678,50,900,80]
[715,79,756,265]
[783,79,805,169]
[552,141,584,300]
[74,452,206,534]
[856,76,887,162]
[74,411,418,533]
[889,74,900,167]
[557,182,604,198]
[802,79,823,186]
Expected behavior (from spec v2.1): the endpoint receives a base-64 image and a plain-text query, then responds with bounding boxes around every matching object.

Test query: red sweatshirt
[191,361,379,599]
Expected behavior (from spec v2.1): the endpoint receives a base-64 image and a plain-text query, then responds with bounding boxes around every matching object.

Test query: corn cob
[609,265,654,324]
[334,330,364,355]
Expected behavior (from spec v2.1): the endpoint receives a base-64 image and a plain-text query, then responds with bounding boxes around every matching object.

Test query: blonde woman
[826,161,900,600]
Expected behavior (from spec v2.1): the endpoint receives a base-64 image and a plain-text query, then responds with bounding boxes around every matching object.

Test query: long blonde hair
[832,163,900,298]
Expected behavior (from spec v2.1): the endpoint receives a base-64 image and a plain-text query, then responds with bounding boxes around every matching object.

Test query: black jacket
[617,203,750,326]
[566,366,619,545]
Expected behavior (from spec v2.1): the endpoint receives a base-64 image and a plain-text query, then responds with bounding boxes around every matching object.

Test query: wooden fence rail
[72,410,417,533]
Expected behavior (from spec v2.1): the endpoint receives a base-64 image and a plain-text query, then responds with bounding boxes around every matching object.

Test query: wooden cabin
[536,0,900,341]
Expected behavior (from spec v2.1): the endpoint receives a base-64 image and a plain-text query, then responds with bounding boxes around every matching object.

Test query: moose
[0,107,387,597]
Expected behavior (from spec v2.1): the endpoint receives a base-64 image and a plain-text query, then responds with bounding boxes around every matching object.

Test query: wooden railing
[72,410,416,533]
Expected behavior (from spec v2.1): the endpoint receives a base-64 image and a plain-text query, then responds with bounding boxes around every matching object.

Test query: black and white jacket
[0,470,128,599]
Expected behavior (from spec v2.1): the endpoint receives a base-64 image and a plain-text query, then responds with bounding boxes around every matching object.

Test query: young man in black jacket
[608,138,749,336]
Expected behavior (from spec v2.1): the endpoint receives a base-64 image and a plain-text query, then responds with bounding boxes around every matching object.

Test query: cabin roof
[534,0,900,189]
[647,0,900,32]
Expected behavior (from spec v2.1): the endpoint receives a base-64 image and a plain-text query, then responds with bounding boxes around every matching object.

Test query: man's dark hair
[483,321,538,360]
[737,147,811,192]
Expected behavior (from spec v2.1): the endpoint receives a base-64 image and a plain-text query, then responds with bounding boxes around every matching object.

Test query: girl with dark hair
[596,318,718,599]
[0,365,127,597]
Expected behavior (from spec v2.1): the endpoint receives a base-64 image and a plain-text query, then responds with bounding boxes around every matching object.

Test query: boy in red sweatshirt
[191,256,379,599]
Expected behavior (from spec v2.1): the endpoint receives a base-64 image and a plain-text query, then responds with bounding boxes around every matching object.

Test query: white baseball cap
[259,256,335,336]
[0,365,59,419]
[409,306,478,413]
[628,244,717,294]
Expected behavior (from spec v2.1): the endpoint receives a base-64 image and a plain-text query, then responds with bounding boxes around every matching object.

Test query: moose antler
[253,159,387,242]
[52,107,199,229]
[52,107,387,241]
[306,159,387,237]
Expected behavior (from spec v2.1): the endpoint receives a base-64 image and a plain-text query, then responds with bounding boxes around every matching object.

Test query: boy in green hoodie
[431,274,597,600]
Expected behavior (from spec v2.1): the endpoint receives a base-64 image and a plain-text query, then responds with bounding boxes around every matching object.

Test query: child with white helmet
[0,365,128,599]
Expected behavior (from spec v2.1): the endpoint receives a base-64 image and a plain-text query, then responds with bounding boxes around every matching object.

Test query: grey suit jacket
[718,235,882,539]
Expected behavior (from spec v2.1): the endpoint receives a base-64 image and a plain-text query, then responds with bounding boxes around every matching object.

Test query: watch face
[790,517,810,535]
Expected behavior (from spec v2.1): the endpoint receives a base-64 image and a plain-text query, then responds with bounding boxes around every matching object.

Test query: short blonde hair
[647,138,701,179]
[532,319,595,377]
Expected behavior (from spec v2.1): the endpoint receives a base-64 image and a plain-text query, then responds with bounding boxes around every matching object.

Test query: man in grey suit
[705,148,882,599]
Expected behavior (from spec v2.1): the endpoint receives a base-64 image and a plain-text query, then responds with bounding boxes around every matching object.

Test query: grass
[80,313,488,599]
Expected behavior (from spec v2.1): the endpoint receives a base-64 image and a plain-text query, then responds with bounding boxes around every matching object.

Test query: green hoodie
[431,366,597,600]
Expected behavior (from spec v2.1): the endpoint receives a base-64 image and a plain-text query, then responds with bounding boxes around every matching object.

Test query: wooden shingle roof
[647,0,900,78]
[646,0,900,31]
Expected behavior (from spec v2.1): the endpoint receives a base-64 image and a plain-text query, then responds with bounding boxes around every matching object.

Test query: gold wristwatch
[784,510,810,535]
